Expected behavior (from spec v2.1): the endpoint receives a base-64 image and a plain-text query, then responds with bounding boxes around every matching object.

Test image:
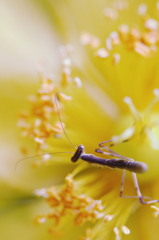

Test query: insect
[17,92,159,205]
[70,143,158,204]
[94,139,159,204]
[55,92,159,204]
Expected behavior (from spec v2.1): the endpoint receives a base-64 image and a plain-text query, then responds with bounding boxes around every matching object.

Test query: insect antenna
[15,151,74,171]
[54,92,77,149]
[16,92,76,170]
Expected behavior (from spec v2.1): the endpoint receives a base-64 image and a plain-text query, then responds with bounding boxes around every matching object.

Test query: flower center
[109,89,159,181]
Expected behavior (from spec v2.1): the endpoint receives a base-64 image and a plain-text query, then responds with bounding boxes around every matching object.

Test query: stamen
[137,3,147,15]
[80,32,100,48]
[34,188,49,198]
[104,214,114,222]
[118,24,129,41]
[35,175,106,228]
[42,153,51,162]
[103,7,118,20]
[151,206,159,217]
[106,37,113,51]
[61,66,72,86]
[130,28,141,41]
[57,92,72,102]
[112,126,135,144]
[90,36,100,48]
[95,48,109,58]
[35,215,47,224]
[80,32,92,45]
[123,97,141,121]
[121,226,130,235]
[143,32,158,46]
[34,137,44,145]
[153,88,159,97]
[144,19,159,31]
[144,88,159,118]
[73,77,82,88]
[110,31,120,45]
[65,174,74,188]
[86,6,159,64]
[112,53,120,65]
[50,122,66,134]
[62,58,71,67]
[134,42,151,57]
[118,90,159,148]
[145,128,159,150]
[113,0,128,11]
[114,227,121,240]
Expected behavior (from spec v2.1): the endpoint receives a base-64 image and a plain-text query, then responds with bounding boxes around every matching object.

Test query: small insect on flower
[17,92,159,205]
[95,139,159,205]
[55,92,159,205]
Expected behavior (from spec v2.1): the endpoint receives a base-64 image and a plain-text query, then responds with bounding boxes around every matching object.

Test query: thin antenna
[16,92,76,170]
[15,151,74,170]
[54,92,77,149]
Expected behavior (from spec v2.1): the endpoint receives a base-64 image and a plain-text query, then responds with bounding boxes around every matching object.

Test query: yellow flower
[2,0,159,240]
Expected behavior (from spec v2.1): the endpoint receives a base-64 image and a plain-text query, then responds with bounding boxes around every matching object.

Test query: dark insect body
[72,144,147,174]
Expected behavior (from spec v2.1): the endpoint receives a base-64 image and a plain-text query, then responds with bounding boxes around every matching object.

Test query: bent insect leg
[120,170,126,198]
[119,170,139,199]
[96,141,158,204]
[99,139,129,148]
[96,139,133,160]
[132,173,159,204]
[119,171,151,201]
[119,170,140,199]
[95,146,132,161]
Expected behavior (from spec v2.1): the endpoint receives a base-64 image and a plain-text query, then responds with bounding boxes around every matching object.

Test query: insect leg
[119,171,151,201]
[99,139,129,148]
[99,139,114,147]
[119,171,144,199]
[95,147,132,161]
[132,173,159,204]
[97,139,133,160]
[120,170,126,198]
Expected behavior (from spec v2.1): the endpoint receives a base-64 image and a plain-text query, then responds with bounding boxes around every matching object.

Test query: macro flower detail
[17,79,70,157]
[109,89,159,150]
[15,1,159,240]
[35,174,106,226]
[151,205,159,217]
[81,2,159,63]
[34,173,131,240]
[17,44,82,161]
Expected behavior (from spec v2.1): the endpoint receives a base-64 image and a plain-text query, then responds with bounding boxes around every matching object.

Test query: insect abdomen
[80,154,148,173]
[109,159,148,173]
